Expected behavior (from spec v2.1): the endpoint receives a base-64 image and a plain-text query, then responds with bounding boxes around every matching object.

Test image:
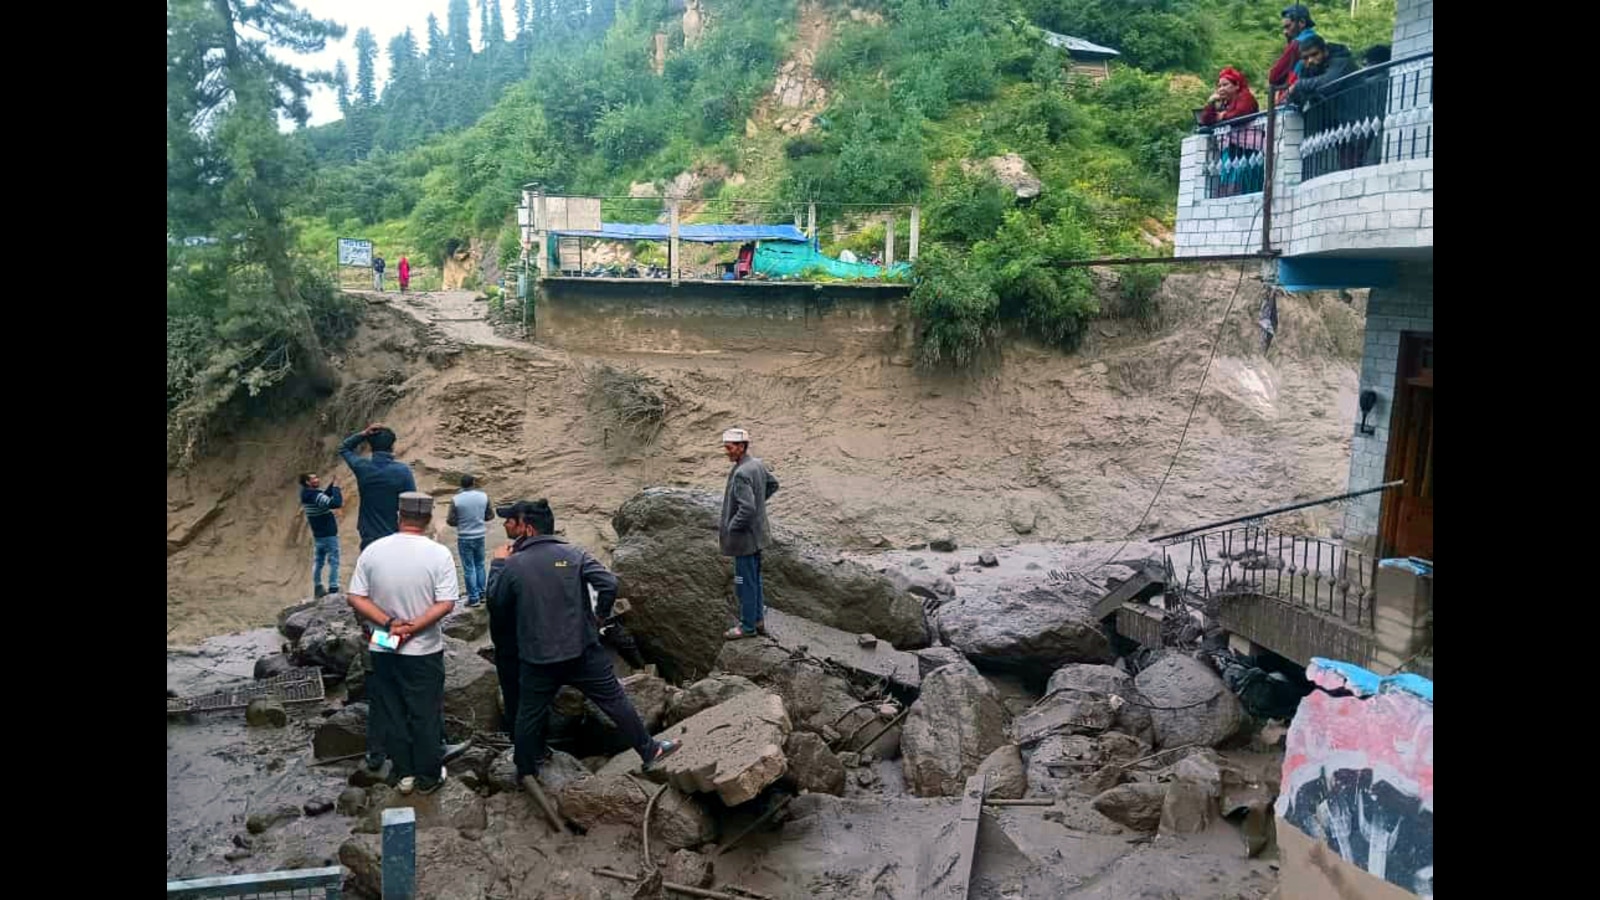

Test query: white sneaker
[398,776,416,795]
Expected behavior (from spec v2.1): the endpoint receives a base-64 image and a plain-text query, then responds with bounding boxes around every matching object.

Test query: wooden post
[909,206,920,261]
[883,216,895,269]
[807,201,817,245]
[381,807,417,900]
[670,198,681,286]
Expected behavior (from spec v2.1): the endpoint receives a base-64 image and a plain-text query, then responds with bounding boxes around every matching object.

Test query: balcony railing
[1299,51,1433,182]
[1197,110,1269,199]
[1165,524,1377,630]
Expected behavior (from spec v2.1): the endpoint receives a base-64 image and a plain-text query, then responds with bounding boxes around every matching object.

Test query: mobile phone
[370,629,401,652]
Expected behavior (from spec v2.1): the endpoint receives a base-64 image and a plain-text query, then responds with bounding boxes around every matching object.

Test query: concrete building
[1175,0,1432,562]
[1149,1,1432,679]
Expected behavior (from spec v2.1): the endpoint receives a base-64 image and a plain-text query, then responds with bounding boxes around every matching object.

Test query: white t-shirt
[348,533,459,656]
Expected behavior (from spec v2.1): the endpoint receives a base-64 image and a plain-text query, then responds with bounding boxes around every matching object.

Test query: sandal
[724,626,758,640]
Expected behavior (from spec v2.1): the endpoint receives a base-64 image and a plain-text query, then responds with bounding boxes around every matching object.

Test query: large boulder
[555,670,675,734]
[1091,782,1168,831]
[938,584,1113,679]
[278,595,349,641]
[442,637,502,734]
[900,663,1010,797]
[314,703,368,759]
[1133,654,1243,749]
[965,153,1043,200]
[291,607,364,684]
[784,732,846,796]
[440,605,488,642]
[611,489,928,679]
[1045,664,1156,743]
[976,744,1027,800]
[558,754,719,849]
[665,674,760,727]
[651,690,792,806]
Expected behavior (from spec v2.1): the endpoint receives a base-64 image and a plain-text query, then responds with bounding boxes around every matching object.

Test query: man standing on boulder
[339,424,418,551]
[345,492,458,795]
[485,499,680,781]
[719,427,780,640]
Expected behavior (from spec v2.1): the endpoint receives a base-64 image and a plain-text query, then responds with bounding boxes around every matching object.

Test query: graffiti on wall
[1277,658,1433,898]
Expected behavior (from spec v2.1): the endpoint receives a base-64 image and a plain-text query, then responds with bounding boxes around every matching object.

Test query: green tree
[167,0,351,466]
[448,0,473,64]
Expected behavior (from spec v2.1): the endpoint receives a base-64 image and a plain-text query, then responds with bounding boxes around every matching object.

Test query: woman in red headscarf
[1200,67,1259,126]
[398,255,411,293]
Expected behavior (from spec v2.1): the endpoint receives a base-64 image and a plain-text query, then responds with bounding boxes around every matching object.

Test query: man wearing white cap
[719,427,780,640]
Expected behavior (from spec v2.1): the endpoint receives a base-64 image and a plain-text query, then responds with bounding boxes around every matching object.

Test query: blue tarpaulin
[549,222,809,244]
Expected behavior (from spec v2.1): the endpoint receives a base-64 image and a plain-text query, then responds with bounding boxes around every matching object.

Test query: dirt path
[350,289,530,350]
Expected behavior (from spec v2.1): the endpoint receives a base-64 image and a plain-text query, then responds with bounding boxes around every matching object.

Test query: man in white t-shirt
[346,491,459,795]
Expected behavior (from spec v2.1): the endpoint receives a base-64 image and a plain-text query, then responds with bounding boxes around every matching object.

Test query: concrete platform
[763,608,923,692]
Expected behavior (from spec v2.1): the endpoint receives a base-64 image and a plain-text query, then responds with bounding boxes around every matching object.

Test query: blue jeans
[734,552,764,632]
[459,537,486,602]
[313,535,341,592]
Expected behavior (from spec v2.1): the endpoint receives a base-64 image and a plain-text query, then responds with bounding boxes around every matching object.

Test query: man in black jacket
[1285,35,1355,106]
[485,499,681,780]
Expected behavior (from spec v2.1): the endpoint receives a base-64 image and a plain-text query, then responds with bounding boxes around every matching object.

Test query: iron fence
[1299,52,1433,182]
[1164,523,1377,630]
[166,866,342,899]
[1199,110,1269,199]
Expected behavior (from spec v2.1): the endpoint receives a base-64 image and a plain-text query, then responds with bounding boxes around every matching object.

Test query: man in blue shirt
[447,474,496,608]
[299,473,344,598]
[339,424,418,550]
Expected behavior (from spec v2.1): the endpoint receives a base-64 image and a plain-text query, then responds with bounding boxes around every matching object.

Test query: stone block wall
[1393,0,1434,58]
[1341,262,1433,547]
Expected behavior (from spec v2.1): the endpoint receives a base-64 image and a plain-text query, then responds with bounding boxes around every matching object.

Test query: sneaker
[314,585,327,599]
[465,597,483,608]
[397,776,416,795]
[642,739,682,772]
[329,586,341,596]
[364,753,388,772]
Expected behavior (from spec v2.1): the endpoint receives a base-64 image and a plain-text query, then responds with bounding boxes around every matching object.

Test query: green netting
[752,242,911,281]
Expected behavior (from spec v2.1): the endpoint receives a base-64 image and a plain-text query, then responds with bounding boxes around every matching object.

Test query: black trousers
[368,650,445,781]
[515,642,653,779]
[489,605,520,734]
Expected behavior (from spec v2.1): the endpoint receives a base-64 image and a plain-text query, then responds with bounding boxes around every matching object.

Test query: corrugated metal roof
[1042,30,1121,59]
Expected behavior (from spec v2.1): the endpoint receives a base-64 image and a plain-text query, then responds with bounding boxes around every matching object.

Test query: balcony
[1175,53,1433,262]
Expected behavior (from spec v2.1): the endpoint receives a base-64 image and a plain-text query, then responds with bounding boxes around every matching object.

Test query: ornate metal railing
[1198,110,1269,199]
[1164,523,1377,630]
[1299,51,1433,181]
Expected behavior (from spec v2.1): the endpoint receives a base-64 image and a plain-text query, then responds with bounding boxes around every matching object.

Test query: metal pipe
[1150,481,1404,543]
[1261,99,1277,255]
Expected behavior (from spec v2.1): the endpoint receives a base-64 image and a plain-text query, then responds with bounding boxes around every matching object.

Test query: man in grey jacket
[485,499,680,781]
[719,428,780,640]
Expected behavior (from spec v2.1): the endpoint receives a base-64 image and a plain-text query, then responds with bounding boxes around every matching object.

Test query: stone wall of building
[1341,262,1432,547]
[1393,0,1434,58]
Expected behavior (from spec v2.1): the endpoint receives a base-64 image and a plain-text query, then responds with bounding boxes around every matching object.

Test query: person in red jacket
[1199,67,1259,126]
[398,255,411,293]
[1268,4,1317,103]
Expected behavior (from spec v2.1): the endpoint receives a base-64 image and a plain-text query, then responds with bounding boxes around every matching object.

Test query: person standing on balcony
[1200,67,1259,126]
[1268,5,1316,103]
[1285,36,1355,107]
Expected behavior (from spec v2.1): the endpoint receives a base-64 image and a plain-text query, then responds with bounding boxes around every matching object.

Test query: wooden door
[1379,335,1433,560]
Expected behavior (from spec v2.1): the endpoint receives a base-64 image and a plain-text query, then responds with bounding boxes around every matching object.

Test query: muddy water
[166,629,356,880]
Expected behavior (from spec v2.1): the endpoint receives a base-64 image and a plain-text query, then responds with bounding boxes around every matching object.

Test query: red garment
[1199,68,1259,125]
[1268,40,1301,101]
[398,257,411,285]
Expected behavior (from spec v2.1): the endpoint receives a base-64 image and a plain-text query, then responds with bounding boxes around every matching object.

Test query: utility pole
[669,198,681,286]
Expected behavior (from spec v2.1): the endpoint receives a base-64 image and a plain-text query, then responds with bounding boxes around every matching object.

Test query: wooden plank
[167,867,343,897]
[951,774,987,899]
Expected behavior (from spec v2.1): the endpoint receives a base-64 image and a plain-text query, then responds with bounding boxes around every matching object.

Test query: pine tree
[166,0,346,448]
[332,60,350,116]
[488,0,505,46]
[513,0,528,35]
[479,0,492,50]
[425,13,447,76]
[353,28,378,108]
[448,0,472,65]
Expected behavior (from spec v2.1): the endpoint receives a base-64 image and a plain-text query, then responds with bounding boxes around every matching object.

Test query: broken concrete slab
[1045,663,1156,743]
[762,607,922,691]
[915,646,968,678]
[1011,690,1117,746]
[649,690,792,806]
[714,638,872,740]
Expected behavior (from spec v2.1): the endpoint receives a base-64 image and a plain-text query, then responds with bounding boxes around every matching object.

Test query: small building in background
[1041,30,1121,83]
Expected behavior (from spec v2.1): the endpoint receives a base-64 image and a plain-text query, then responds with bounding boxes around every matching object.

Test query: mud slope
[167,273,1364,644]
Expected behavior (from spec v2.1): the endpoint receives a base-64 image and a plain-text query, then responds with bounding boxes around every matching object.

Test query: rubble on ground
[664,674,760,726]
[1134,654,1244,748]
[648,689,792,806]
[900,661,1010,797]
[938,582,1115,677]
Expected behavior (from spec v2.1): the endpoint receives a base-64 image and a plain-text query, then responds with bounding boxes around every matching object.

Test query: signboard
[337,238,374,268]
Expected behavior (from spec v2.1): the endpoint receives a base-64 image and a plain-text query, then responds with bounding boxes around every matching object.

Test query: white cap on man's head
[721,428,749,444]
